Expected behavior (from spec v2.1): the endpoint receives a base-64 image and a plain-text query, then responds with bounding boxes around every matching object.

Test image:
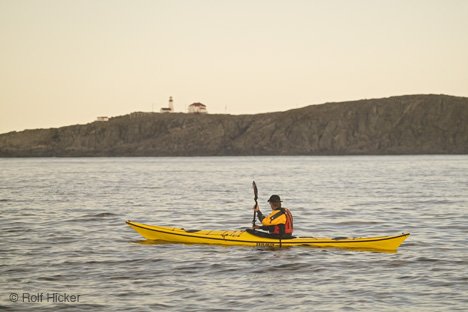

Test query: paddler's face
[269,201,279,210]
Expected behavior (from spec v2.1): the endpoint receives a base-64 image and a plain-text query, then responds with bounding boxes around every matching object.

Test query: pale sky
[1,0,467,134]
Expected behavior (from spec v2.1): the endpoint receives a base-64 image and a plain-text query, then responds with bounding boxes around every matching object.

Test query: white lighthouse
[169,96,174,111]
[160,96,174,113]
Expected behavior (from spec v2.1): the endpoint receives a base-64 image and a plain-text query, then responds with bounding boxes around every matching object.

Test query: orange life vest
[271,208,294,236]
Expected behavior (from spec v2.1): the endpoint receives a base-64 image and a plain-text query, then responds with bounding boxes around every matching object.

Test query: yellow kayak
[126,220,410,252]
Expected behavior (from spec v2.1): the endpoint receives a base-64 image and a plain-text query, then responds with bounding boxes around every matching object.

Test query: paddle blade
[252,181,258,201]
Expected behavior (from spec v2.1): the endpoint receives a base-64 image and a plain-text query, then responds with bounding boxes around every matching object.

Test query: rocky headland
[1,94,467,156]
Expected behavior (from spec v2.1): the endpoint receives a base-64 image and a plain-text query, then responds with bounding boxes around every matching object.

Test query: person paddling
[252,195,294,238]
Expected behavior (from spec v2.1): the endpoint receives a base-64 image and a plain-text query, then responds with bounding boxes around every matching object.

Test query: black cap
[267,195,282,202]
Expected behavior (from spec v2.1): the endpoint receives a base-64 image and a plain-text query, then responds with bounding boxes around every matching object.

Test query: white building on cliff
[188,102,207,114]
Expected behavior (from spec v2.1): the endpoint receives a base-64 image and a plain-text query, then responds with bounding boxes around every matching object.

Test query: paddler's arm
[256,210,265,222]
[252,205,267,229]
[253,204,265,222]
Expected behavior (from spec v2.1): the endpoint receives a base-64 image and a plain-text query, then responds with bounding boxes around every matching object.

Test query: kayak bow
[126,220,410,252]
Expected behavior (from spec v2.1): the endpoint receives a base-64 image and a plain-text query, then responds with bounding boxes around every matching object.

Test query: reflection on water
[1,156,467,311]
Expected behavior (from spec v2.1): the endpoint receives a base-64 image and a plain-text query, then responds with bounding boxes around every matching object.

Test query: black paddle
[252,181,258,227]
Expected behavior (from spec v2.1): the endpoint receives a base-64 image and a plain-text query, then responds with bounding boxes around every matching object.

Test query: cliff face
[1,94,467,156]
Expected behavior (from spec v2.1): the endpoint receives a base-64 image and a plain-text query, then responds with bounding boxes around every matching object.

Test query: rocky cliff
[1,94,467,156]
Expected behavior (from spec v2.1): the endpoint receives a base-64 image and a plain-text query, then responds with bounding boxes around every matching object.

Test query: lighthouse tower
[169,96,174,112]
[160,96,174,113]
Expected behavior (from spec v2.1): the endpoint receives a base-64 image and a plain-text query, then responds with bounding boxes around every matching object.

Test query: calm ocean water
[0,156,467,311]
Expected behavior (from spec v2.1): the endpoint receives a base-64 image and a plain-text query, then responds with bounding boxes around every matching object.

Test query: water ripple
[1,156,467,311]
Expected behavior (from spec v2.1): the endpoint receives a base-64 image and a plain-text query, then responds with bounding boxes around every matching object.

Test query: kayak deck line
[126,220,410,251]
[127,220,274,243]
